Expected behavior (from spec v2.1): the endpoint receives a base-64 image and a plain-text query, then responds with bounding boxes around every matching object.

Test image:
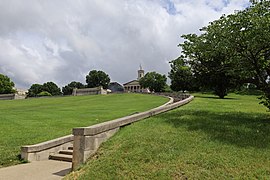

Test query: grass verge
[0,93,168,167]
[65,93,270,179]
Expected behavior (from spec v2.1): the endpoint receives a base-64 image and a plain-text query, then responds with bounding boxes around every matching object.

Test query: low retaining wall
[21,135,73,161]
[20,95,193,169]
[73,87,107,96]
[0,94,26,100]
[72,95,194,170]
[155,92,190,102]
[0,94,15,100]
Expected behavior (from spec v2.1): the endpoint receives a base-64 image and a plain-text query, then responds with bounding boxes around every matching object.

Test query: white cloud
[0,0,249,88]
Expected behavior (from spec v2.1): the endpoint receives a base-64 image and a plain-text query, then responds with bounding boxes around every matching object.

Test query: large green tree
[27,84,43,97]
[179,23,241,98]
[62,81,85,95]
[169,57,198,93]
[27,82,62,97]
[177,0,270,104]
[0,74,15,94]
[86,70,110,89]
[180,33,237,98]
[139,72,167,92]
[42,82,62,96]
[221,0,270,108]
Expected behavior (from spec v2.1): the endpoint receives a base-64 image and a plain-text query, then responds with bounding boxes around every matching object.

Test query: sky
[0,0,250,89]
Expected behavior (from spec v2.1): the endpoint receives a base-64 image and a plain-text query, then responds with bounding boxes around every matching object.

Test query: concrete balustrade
[72,95,194,170]
[21,135,73,161]
[0,94,15,100]
[20,94,193,171]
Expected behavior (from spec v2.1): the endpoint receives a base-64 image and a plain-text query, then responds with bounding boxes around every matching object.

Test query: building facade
[123,66,149,93]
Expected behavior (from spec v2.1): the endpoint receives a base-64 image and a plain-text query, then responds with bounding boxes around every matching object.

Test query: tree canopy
[139,71,167,92]
[27,82,61,97]
[176,1,270,106]
[86,70,110,89]
[27,84,43,97]
[0,74,15,94]
[42,82,62,96]
[62,81,85,95]
[169,57,198,93]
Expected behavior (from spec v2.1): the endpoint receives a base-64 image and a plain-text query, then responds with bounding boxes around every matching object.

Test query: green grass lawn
[66,93,270,179]
[0,93,168,168]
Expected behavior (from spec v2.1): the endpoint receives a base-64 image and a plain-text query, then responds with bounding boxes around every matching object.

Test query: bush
[37,91,52,97]
[235,83,263,96]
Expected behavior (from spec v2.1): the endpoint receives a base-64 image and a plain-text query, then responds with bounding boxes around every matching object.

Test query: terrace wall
[72,87,107,96]
[0,94,15,100]
[71,95,193,170]
[20,94,193,171]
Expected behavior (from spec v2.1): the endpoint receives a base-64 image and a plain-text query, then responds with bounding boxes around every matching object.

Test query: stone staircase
[49,146,73,162]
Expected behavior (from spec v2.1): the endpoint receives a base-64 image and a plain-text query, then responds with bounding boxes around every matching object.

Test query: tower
[137,64,144,80]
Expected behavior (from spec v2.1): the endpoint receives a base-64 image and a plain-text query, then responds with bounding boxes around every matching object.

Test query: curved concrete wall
[72,95,194,170]
[20,94,194,170]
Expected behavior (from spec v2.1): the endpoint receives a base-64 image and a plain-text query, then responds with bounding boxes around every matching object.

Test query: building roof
[123,80,140,86]
[109,82,123,86]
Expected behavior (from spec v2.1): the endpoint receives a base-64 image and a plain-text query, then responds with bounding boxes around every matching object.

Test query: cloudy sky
[0,0,250,89]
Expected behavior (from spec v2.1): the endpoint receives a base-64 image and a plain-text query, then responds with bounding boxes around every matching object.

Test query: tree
[62,81,85,95]
[179,33,237,98]
[86,70,110,89]
[169,57,197,92]
[139,72,167,92]
[27,84,43,97]
[42,82,62,96]
[177,0,270,106]
[0,74,15,94]
[220,1,270,108]
[27,82,62,97]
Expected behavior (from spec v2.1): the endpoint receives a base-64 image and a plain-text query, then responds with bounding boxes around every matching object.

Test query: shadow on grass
[194,95,238,100]
[162,109,270,149]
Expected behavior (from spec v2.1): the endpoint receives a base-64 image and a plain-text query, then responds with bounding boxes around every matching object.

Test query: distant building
[108,82,124,93]
[123,66,149,93]
[16,88,28,96]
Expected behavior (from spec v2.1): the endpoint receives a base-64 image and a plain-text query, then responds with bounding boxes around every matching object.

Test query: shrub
[37,91,52,97]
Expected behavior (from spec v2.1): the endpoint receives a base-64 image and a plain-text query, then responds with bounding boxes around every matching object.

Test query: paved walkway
[0,160,71,180]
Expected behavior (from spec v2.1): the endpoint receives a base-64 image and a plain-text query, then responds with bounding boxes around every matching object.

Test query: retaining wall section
[72,95,194,170]
[20,95,193,169]
[21,135,73,161]
[0,94,15,100]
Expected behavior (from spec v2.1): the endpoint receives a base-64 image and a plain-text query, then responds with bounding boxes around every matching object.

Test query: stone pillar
[72,127,120,170]
[72,88,77,96]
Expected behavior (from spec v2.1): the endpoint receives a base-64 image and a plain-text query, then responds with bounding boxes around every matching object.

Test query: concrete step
[59,149,73,155]
[68,146,73,150]
[49,154,72,162]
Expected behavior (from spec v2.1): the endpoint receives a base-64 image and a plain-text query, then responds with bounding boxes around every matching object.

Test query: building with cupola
[123,65,149,93]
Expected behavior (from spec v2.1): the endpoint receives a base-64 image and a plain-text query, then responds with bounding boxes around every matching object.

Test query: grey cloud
[0,0,249,89]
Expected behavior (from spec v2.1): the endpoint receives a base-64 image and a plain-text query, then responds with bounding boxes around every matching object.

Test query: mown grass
[0,93,168,168]
[66,93,270,179]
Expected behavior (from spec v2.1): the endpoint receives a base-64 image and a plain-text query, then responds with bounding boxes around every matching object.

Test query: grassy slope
[0,93,168,167]
[66,93,270,179]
